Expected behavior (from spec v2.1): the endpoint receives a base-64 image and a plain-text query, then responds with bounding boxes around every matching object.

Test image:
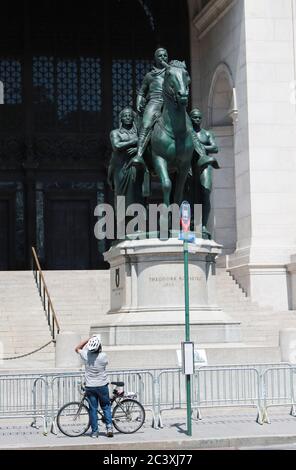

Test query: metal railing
[1,364,296,435]
[154,363,294,427]
[31,247,60,341]
[194,366,263,423]
[261,365,296,423]
[0,374,49,433]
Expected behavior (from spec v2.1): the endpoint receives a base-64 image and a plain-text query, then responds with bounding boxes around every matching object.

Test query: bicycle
[56,381,146,437]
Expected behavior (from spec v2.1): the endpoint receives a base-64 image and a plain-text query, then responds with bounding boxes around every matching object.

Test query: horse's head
[163,60,191,107]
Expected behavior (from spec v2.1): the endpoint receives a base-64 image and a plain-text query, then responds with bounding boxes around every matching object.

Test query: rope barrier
[3,340,54,360]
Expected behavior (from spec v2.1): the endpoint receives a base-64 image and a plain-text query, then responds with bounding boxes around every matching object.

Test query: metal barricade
[155,369,185,427]
[109,370,155,413]
[0,374,49,434]
[194,366,263,424]
[155,366,265,426]
[47,369,156,432]
[154,364,295,427]
[2,363,296,434]
[109,370,156,426]
[261,365,296,423]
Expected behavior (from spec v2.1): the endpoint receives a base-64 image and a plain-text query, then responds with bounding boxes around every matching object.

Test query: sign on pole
[180,201,191,233]
[181,341,195,375]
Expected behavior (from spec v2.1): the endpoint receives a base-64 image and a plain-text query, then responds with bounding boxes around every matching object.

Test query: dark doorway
[45,196,94,269]
[0,200,9,269]
[0,0,190,270]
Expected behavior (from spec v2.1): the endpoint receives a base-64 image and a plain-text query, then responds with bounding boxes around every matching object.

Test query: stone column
[189,2,252,257]
[210,126,237,256]
[227,0,296,309]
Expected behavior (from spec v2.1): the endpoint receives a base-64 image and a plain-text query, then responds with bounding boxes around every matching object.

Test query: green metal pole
[183,237,192,436]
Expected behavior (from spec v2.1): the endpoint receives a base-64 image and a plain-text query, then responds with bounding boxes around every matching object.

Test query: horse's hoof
[202,228,212,240]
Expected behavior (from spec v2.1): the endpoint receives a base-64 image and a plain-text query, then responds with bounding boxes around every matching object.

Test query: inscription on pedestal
[149,275,202,288]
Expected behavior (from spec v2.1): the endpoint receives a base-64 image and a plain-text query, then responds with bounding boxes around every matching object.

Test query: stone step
[0,271,55,369]
[0,311,50,316]
[0,333,52,340]
[103,344,282,369]
[3,345,55,353]
[0,359,55,370]
[1,265,294,370]
[217,295,249,301]
[0,336,52,341]
[0,347,53,353]
[0,331,52,338]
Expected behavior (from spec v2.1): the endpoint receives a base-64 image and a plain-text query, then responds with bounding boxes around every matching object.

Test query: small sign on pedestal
[176,347,208,369]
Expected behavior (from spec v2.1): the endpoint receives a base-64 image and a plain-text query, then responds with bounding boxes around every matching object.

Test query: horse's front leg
[153,155,172,207]
[174,164,191,207]
[152,155,172,237]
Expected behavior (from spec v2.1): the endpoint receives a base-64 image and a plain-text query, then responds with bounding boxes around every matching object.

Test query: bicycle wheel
[112,399,145,434]
[57,401,90,437]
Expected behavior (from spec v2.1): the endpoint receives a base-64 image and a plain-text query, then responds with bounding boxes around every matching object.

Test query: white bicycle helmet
[87,335,101,352]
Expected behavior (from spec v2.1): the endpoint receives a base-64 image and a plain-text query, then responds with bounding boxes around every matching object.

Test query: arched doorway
[0,0,189,269]
[208,63,237,255]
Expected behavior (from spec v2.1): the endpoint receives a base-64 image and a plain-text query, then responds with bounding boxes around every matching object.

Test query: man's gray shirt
[78,348,109,387]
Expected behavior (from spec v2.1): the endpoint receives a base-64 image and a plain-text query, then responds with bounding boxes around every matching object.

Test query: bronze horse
[150,60,196,207]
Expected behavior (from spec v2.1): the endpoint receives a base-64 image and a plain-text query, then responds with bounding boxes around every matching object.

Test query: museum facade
[1,0,296,310]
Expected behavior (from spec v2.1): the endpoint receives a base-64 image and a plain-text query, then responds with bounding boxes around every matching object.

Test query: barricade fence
[0,375,49,432]
[261,365,296,423]
[0,364,296,434]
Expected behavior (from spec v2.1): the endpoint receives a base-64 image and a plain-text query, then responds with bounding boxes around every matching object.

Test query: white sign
[181,342,194,375]
[176,348,208,369]
[194,349,208,367]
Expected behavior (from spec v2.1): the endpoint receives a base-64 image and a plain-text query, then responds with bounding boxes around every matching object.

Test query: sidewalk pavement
[1,407,296,450]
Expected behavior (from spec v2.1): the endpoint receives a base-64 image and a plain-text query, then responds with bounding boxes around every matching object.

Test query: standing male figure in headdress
[189,108,219,239]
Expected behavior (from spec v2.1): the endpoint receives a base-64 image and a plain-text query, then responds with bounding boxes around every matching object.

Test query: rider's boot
[129,128,148,168]
[202,225,211,240]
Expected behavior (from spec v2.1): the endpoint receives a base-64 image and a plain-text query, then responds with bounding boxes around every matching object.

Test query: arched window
[208,63,236,127]
[208,63,237,255]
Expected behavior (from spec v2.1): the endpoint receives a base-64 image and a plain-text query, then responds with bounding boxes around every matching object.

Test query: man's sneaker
[106,426,113,438]
[90,431,99,438]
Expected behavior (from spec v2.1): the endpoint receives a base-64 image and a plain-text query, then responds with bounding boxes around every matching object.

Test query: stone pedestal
[91,238,241,350]
[279,329,296,363]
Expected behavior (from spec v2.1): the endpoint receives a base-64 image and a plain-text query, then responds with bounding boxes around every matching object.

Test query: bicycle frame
[73,390,132,422]
[54,385,144,436]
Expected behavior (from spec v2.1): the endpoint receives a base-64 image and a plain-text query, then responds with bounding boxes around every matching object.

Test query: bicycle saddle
[111,381,124,387]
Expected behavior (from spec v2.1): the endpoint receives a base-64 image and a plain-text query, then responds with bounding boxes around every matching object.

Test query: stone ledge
[193,0,236,39]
